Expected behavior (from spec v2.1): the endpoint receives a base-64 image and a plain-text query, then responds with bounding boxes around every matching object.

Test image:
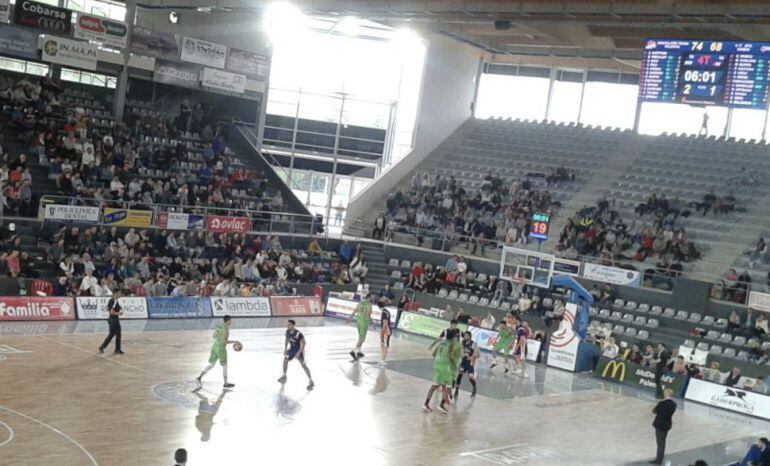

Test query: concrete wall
[345,32,483,223]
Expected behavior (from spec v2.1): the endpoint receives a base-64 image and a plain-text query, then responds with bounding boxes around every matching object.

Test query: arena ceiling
[136,1,770,71]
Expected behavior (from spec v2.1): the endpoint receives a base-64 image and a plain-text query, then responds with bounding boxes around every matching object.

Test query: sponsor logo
[78,14,103,32]
[0,298,72,320]
[710,388,755,413]
[23,0,66,19]
[211,297,270,316]
[602,360,626,381]
[207,215,249,233]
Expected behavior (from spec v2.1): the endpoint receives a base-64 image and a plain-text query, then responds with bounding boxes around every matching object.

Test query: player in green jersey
[423,329,459,413]
[349,294,373,361]
[489,320,514,374]
[195,315,240,390]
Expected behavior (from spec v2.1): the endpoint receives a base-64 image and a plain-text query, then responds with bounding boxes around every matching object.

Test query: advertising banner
[157,212,204,230]
[226,48,268,81]
[180,36,226,68]
[206,215,249,233]
[131,27,179,61]
[43,204,100,223]
[41,35,98,71]
[13,0,71,35]
[76,296,148,320]
[153,60,200,90]
[749,291,770,313]
[397,311,467,338]
[201,67,246,94]
[547,302,580,371]
[74,13,127,48]
[593,356,687,395]
[685,378,770,420]
[0,24,38,59]
[468,325,541,362]
[0,0,10,24]
[270,296,323,317]
[582,263,642,287]
[0,297,74,321]
[147,297,212,319]
[210,297,270,317]
[103,208,153,228]
[324,296,394,327]
[553,258,581,277]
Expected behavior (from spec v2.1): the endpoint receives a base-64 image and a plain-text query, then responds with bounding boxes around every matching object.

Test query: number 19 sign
[529,212,550,241]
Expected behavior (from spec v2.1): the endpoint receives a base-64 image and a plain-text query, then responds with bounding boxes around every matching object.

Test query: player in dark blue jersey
[454,331,479,398]
[278,319,315,390]
[513,318,529,379]
[379,303,392,366]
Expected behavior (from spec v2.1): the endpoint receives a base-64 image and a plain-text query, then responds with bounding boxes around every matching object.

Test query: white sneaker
[379,360,388,367]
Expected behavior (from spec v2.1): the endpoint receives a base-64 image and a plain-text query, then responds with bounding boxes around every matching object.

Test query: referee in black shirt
[98,289,124,355]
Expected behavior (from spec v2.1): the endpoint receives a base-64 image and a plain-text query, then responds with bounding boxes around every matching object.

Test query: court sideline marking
[40,335,159,376]
[0,407,99,466]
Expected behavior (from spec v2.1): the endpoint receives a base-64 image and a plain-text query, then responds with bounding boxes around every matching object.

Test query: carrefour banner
[147,297,212,319]
[76,296,148,320]
[593,356,686,396]
[397,311,467,338]
[685,378,770,420]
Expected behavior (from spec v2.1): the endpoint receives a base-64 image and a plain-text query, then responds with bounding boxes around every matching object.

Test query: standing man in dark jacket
[653,342,670,398]
[98,289,124,354]
[650,388,677,465]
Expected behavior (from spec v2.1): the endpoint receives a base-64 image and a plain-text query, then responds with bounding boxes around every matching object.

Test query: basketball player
[512,318,529,378]
[195,315,239,389]
[278,319,314,390]
[98,289,124,354]
[489,320,514,373]
[454,331,479,397]
[379,302,392,366]
[349,294,372,361]
[429,319,460,351]
[423,330,459,413]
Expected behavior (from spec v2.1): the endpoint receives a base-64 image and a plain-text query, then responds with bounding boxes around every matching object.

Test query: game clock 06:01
[529,212,550,241]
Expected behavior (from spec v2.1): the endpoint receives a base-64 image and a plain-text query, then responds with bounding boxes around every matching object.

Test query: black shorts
[286,347,304,363]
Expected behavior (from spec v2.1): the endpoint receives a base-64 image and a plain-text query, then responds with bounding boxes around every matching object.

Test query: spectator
[725,367,742,387]
[738,437,770,466]
[756,314,769,336]
[671,355,687,375]
[602,337,619,358]
[704,362,723,383]
[627,344,643,365]
[727,309,742,334]
[339,241,353,264]
[372,213,385,240]
[480,311,496,330]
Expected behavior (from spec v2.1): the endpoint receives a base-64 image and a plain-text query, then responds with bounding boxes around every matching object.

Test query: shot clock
[640,39,770,109]
[529,212,550,241]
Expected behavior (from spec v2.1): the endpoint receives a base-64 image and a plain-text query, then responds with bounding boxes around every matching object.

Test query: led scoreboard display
[529,212,551,241]
[639,39,770,108]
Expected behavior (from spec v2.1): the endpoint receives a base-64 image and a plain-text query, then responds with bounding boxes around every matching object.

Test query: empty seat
[709,345,723,355]
[478,297,490,306]
[688,313,702,323]
[437,289,449,298]
[733,336,747,346]
[705,330,720,340]
[458,293,469,302]
[542,298,554,308]
[477,273,488,282]
[723,348,737,358]
[683,339,695,348]
[674,310,688,320]
[390,271,401,279]
[490,299,500,308]
[634,316,647,325]
[610,311,622,321]
[702,315,715,325]
[599,309,611,318]
[589,307,599,317]
[638,330,650,340]
[646,319,659,328]
[663,308,676,318]
[696,342,710,351]
[650,306,663,315]
[714,318,727,329]
[622,313,634,322]
[638,303,651,313]
[719,333,733,343]
[448,290,459,300]
[393,282,404,290]
[624,301,638,311]
[737,350,750,361]
[612,299,625,309]
[388,258,399,267]
[468,295,479,304]
[400,260,411,268]
[613,324,625,334]
[625,327,638,337]
[500,302,511,311]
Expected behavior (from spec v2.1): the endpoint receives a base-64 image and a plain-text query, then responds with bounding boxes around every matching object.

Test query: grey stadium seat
[709,345,723,355]
[638,330,650,340]
[674,310,688,320]
[638,303,651,313]
[650,306,663,315]
[663,308,676,318]
[610,311,622,321]
[688,313,702,323]
[622,313,634,322]
[634,316,647,325]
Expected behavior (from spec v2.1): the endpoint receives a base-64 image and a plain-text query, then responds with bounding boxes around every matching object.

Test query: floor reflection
[194,390,227,442]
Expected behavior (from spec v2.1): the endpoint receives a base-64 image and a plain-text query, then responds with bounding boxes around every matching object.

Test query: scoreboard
[639,39,770,108]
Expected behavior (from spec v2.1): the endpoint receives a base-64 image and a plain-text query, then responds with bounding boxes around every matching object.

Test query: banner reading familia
[147,297,212,319]
[593,356,686,396]
[270,296,323,317]
[103,208,153,228]
[0,297,74,321]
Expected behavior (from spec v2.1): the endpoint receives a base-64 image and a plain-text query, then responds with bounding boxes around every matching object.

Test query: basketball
[233,342,243,352]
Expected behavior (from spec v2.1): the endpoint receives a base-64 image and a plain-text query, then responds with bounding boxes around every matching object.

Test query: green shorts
[357,321,369,340]
[208,345,227,366]
[494,339,513,354]
[432,365,455,386]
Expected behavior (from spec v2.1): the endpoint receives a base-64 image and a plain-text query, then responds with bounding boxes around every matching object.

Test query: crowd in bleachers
[381,170,563,254]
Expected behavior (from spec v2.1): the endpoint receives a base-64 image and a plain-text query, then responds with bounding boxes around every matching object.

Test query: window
[61,68,116,89]
[730,108,766,141]
[639,102,728,137]
[66,0,126,20]
[580,82,638,129]
[0,57,26,74]
[549,80,582,123]
[475,74,550,121]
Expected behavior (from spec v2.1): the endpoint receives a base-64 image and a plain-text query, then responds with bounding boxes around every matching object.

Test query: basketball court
[0,317,765,465]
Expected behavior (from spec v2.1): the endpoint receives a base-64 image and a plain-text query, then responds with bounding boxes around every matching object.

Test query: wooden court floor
[0,318,767,466]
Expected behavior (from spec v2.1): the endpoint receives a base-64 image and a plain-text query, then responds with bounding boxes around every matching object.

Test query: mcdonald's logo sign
[601,359,626,382]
